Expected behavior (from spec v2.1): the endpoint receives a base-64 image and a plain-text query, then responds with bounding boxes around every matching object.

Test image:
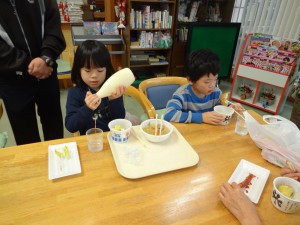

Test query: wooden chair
[57,47,73,89]
[139,76,188,115]
[124,85,155,119]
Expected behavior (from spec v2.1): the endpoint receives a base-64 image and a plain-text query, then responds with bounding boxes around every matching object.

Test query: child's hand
[109,85,126,100]
[229,103,244,111]
[85,91,101,110]
[202,111,225,125]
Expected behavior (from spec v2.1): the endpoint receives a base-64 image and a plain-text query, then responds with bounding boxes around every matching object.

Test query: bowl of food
[214,105,234,125]
[271,177,300,213]
[140,119,173,143]
[108,119,132,143]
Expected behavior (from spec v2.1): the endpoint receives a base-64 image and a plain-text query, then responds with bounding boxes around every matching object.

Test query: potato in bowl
[140,119,173,143]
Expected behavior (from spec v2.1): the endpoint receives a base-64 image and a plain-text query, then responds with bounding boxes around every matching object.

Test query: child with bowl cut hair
[65,40,126,135]
[165,49,243,125]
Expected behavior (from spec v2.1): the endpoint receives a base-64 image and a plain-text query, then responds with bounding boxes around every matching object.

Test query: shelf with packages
[170,0,235,76]
[125,0,176,78]
[70,24,126,55]
[230,33,300,114]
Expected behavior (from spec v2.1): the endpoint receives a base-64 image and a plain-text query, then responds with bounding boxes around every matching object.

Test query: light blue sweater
[165,84,222,123]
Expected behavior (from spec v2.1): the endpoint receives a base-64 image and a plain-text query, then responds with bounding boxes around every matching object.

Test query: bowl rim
[214,105,234,116]
[140,119,173,138]
[273,176,300,202]
[108,118,132,131]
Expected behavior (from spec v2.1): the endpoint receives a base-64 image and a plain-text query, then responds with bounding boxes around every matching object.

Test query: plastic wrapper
[244,112,300,168]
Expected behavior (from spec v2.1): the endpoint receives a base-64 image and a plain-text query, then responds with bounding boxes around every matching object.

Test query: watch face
[46,58,54,66]
[41,56,54,66]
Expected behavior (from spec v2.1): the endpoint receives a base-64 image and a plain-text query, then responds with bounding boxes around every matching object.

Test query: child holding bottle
[65,40,126,135]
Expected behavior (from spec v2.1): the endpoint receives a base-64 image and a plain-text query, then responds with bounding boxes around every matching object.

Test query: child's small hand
[109,85,126,100]
[85,91,101,110]
[202,111,225,125]
[229,103,244,111]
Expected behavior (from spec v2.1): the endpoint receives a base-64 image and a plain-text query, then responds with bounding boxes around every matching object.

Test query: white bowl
[108,119,132,143]
[214,105,234,125]
[140,119,173,143]
[271,177,300,213]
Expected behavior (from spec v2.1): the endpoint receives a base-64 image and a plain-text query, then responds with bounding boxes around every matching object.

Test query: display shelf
[230,33,300,114]
[125,0,176,77]
[70,24,126,55]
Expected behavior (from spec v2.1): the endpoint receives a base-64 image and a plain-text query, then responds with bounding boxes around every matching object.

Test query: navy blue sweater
[65,86,125,135]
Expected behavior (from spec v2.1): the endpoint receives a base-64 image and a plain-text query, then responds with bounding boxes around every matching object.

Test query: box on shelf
[259,88,276,107]
[237,84,253,100]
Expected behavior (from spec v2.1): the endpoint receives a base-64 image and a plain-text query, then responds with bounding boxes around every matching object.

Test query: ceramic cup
[214,105,234,125]
[271,177,300,213]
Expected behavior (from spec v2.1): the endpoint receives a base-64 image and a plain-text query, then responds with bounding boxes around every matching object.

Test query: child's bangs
[82,49,107,69]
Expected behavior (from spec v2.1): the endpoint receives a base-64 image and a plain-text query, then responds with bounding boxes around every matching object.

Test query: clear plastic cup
[235,115,248,136]
[86,128,103,152]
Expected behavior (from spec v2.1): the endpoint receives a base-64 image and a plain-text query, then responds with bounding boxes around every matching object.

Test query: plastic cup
[235,115,248,135]
[86,128,103,152]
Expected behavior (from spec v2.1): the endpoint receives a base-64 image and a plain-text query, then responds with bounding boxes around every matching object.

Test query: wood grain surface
[0,110,298,225]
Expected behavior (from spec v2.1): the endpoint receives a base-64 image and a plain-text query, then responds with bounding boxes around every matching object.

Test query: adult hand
[28,57,53,79]
[202,111,224,125]
[109,85,126,100]
[219,182,262,225]
[85,91,101,110]
[280,162,300,182]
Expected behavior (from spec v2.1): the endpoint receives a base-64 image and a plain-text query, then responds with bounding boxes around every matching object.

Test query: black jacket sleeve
[0,36,31,74]
[41,0,66,60]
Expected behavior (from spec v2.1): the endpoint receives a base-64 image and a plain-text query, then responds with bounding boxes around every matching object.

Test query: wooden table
[0,110,298,225]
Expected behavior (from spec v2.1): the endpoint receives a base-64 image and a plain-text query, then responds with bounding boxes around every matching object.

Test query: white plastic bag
[244,111,300,168]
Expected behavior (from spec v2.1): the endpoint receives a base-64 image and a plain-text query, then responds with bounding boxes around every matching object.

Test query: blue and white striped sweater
[165,84,222,124]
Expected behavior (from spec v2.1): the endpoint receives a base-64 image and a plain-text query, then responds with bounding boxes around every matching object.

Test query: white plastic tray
[228,159,270,204]
[48,142,82,180]
[108,125,199,179]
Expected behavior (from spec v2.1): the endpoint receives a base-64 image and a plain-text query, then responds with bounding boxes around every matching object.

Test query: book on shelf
[149,61,169,65]
[83,21,101,35]
[101,22,119,35]
[130,6,172,29]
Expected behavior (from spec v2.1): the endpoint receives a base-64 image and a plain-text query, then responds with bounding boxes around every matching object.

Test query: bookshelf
[170,0,234,76]
[230,33,300,114]
[125,0,177,84]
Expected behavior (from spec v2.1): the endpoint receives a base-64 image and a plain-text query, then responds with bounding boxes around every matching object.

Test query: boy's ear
[187,77,193,84]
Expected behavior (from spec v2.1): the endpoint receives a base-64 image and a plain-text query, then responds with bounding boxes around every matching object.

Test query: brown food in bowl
[142,123,170,136]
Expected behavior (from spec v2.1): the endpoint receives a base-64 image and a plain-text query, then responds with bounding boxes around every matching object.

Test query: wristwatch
[40,56,54,67]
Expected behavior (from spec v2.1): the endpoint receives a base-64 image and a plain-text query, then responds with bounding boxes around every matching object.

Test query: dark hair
[71,40,115,87]
[185,49,220,82]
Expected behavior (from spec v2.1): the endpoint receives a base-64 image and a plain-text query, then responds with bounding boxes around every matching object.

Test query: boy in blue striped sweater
[165,49,243,125]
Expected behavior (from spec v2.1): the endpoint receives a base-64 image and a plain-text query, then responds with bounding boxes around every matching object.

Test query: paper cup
[214,105,234,125]
[108,119,132,143]
[271,177,300,213]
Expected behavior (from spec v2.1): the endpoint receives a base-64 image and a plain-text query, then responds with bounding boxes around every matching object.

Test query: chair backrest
[139,77,188,110]
[124,86,155,119]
